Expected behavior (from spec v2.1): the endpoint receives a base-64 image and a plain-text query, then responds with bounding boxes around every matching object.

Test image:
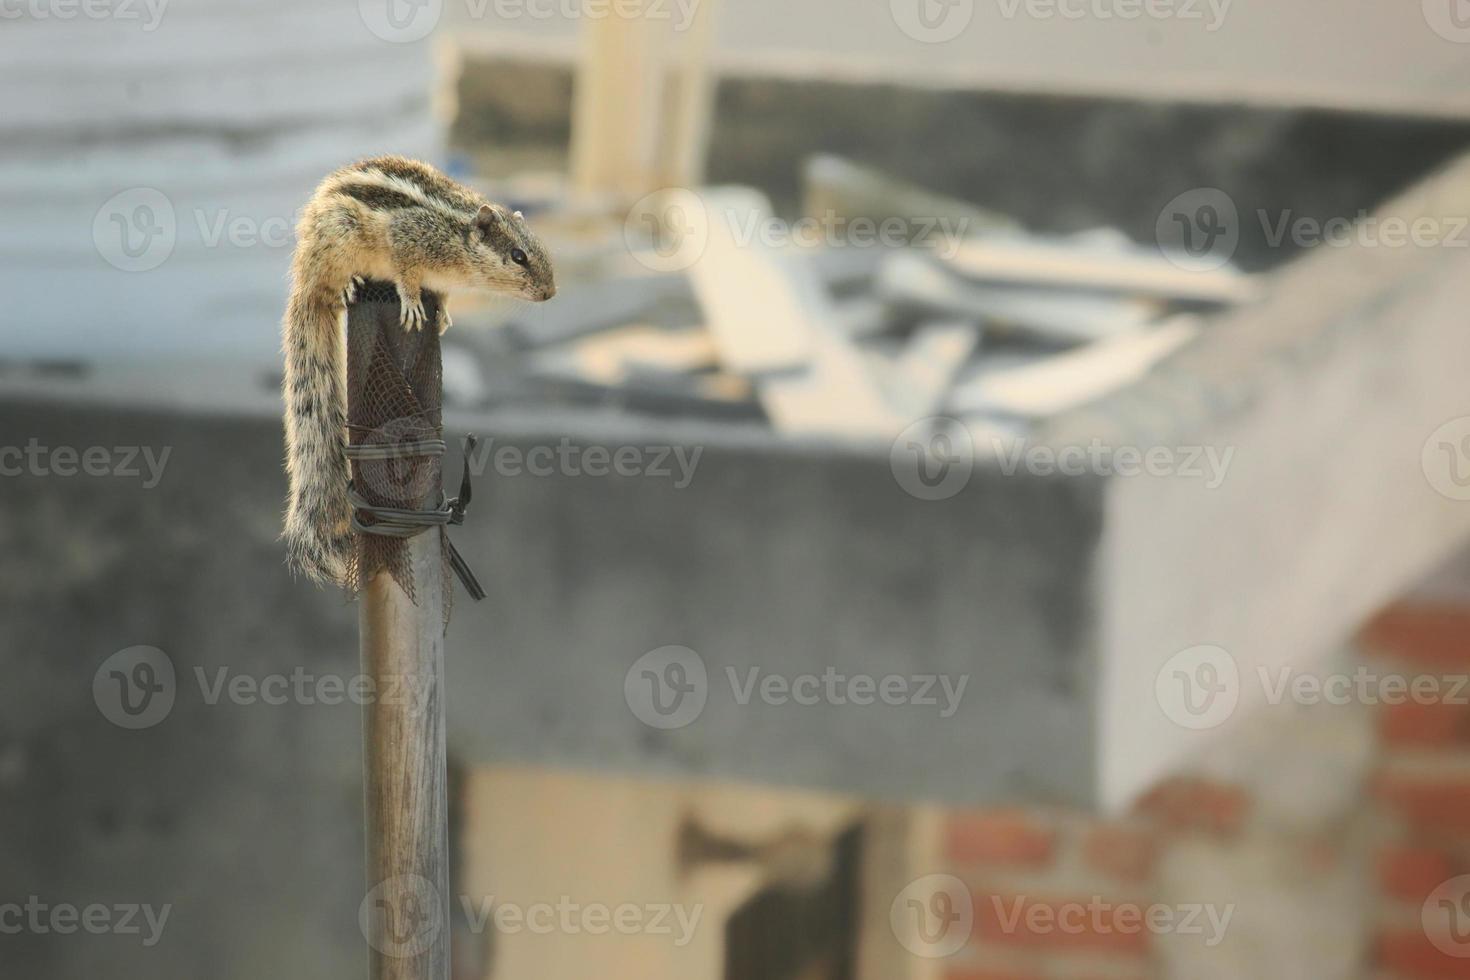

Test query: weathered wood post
[359,530,448,980]
[344,283,478,980]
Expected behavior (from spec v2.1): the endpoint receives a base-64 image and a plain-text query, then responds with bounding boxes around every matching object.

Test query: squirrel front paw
[341,275,367,307]
[397,285,428,332]
[439,310,452,335]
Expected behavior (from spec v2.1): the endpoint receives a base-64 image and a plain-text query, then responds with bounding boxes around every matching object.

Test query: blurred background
[5,1,1470,977]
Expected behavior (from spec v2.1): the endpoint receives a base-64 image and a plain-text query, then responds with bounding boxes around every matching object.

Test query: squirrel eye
[510,247,529,266]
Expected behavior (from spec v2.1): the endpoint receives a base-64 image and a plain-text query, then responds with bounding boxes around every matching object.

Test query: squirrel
[281,155,555,587]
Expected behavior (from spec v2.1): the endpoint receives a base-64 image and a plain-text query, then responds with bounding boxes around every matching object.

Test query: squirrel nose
[540,285,557,301]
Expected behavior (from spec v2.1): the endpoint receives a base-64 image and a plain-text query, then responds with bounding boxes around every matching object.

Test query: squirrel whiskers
[281,155,555,586]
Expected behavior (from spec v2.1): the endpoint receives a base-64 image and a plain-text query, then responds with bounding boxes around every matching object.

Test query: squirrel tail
[281,281,352,587]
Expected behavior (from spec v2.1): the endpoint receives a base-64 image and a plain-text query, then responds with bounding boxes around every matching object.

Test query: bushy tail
[282,284,351,587]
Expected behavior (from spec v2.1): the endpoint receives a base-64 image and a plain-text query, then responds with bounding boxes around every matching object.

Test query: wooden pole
[360,531,449,980]
[348,289,451,980]
[569,0,720,201]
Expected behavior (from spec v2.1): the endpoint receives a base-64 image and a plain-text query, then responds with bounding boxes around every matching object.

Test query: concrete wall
[449,0,1470,119]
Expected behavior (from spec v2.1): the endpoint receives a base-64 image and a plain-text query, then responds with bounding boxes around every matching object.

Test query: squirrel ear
[476,204,498,229]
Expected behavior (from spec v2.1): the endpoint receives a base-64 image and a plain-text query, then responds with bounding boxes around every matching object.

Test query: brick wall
[928,581,1470,979]
[1364,604,1470,980]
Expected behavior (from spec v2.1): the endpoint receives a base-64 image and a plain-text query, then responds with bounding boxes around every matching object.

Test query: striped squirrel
[281,155,555,587]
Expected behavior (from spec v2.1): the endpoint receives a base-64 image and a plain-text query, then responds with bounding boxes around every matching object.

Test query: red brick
[1382,699,1470,747]
[975,893,1152,955]
[1134,777,1250,836]
[1083,825,1159,882]
[1378,928,1470,978]
[1379,846,1455,903]
[1376,776,1470,837]
[947,810,1057,867]
[1363,606,1470,669]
